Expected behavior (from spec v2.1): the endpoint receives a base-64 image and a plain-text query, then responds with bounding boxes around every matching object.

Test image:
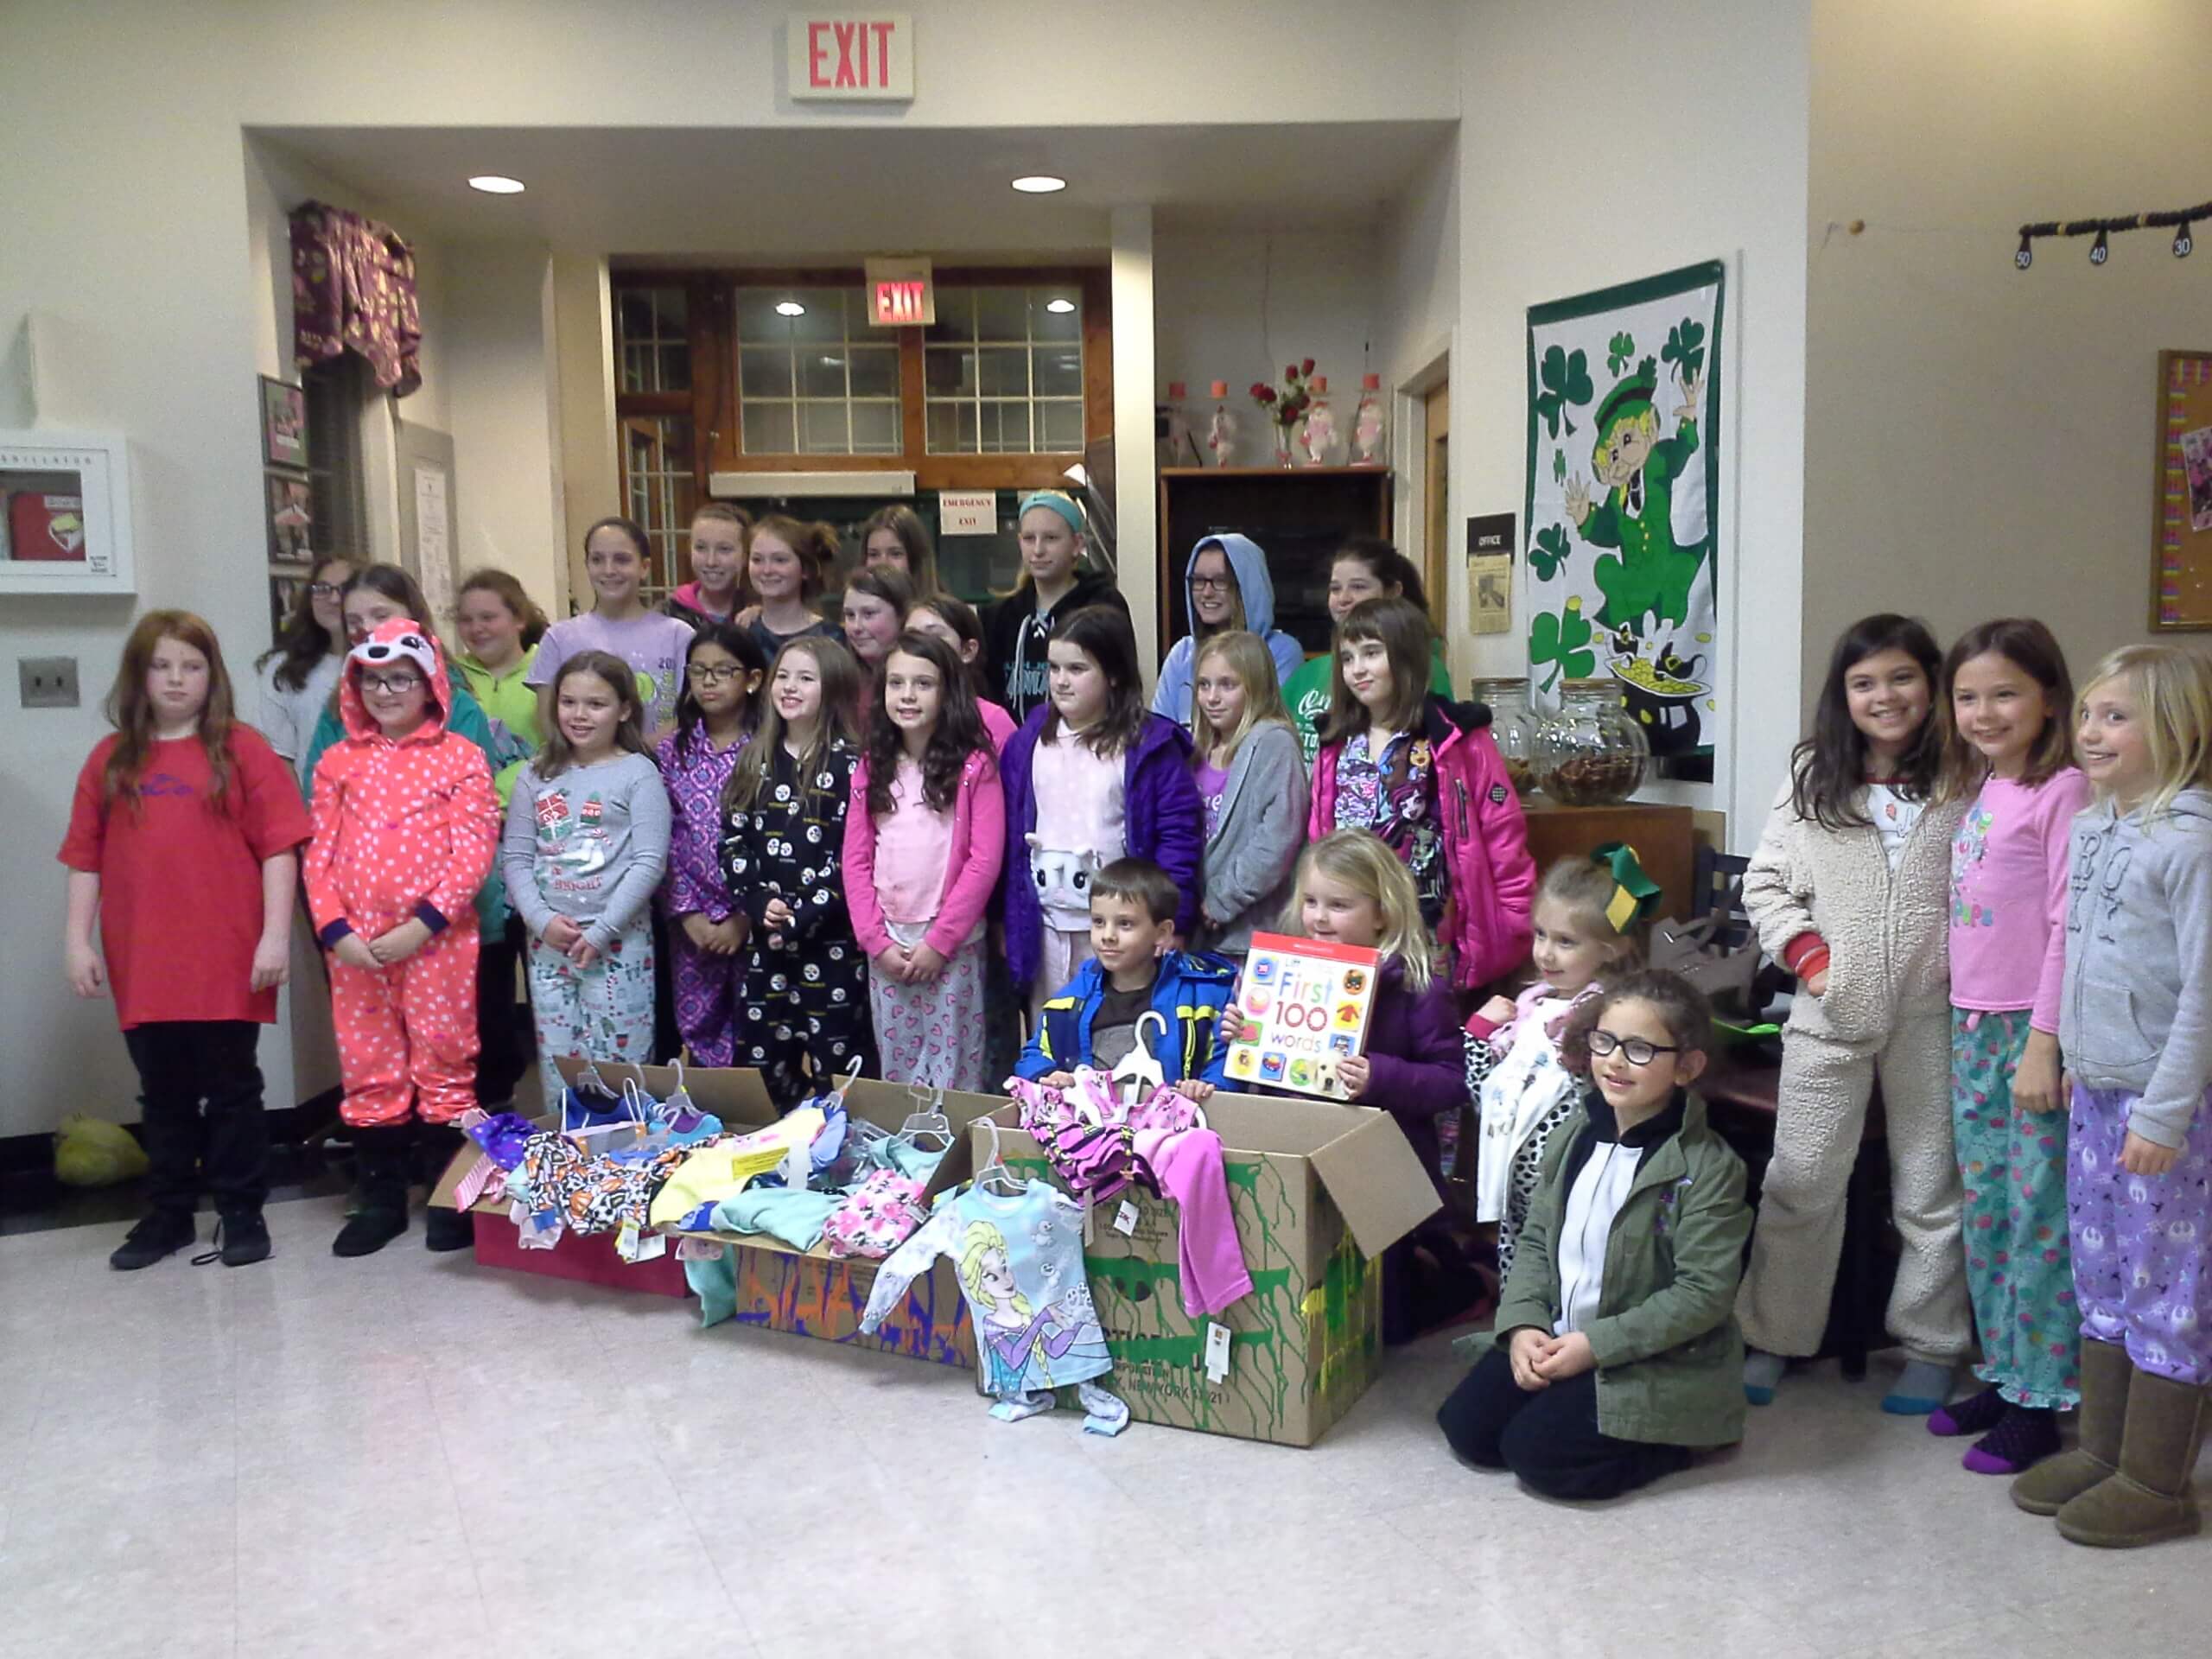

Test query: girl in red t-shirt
[60,612,311,1272]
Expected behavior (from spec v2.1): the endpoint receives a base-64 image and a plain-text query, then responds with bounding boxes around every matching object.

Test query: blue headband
[1017,491,1084,537]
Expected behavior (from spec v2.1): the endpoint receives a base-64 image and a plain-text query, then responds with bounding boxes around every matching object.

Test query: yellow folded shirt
[647,1108,825,1230]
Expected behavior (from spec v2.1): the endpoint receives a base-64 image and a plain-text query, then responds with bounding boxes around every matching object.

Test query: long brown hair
[1041,605,1147,756]
[724,635,863,815]
[748,514,842,602]
[457,568,550,650]
[861,504,938,593]
[105,611,242,813]
[257,556,352,692]
[1319,596,1430,744]
[1937,618,2075,802]
[534,652,647,780]
[327,564,435,715]
[1791,613,1943,830]
[865,632,993,819]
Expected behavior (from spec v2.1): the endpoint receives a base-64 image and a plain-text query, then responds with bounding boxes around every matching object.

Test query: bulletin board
[2152,349,2212,632]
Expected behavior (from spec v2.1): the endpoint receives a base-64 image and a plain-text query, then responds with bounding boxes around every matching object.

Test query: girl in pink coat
[307,619,499,1257]
[844,631,1006,1090]
[1308,596,1535,989]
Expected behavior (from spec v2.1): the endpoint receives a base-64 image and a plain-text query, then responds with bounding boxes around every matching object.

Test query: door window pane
[925,286,1084,454]
[613,288,688,393]
[735,285,903,455]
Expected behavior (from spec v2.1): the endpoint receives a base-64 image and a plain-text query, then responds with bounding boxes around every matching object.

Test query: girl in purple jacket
[1310,596,1535,990]
[1000,606,1203,1019]
[844,632,1006,1090]
[654,621,766,1065]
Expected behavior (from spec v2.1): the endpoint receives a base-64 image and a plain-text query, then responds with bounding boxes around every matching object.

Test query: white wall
[1803,0,2212,693]
[443,244,566,611]
[1153,227,1386,469]
[1454,0,1812,845]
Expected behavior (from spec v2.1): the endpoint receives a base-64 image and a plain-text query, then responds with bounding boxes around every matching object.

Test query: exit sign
[864,256,936,327]
[790,13,914,101]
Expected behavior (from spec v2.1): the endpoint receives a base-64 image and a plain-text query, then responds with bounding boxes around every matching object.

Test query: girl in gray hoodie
[2011,645,2212,1550]
[1187,630,1308,960]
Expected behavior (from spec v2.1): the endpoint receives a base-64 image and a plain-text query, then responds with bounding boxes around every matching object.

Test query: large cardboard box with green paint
[976,1093,1439,1446]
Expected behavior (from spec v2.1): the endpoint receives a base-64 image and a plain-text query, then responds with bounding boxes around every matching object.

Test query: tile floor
[2,1198,2205,1659]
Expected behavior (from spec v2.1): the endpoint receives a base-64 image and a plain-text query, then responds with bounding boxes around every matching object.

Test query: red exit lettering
[806,18,897,89]
[875,280,925,323]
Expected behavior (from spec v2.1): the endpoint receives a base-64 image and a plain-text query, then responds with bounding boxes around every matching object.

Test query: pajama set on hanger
[501,752,671,1102]
[1465,980,1606,1281]
[656,725,750,1065]
[721,740,875,1104]
[862,1179,1128,1433]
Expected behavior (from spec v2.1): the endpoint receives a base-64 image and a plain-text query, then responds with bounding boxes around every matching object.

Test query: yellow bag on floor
[54,1113,149,1187]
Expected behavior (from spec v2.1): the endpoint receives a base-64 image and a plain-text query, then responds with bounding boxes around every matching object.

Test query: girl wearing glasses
[1149,534,1304,729]
[654,623,767,1065]
[1438,969,1750,1501]
[254,556,353,789]
[306,620,501,1258]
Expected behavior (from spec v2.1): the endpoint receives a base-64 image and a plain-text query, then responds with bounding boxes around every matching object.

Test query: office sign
[790,14,914,101]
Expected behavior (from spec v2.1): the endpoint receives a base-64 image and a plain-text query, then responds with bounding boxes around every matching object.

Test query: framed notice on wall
[2152,349,2212,631]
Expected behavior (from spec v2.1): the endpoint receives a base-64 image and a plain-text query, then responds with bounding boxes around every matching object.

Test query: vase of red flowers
[1251,359,1317,467]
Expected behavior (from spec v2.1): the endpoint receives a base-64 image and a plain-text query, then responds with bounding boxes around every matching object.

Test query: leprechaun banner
[1522,260,1724,762]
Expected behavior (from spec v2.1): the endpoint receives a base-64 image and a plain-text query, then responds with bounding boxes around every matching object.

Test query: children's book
[1224,932,1379,1101]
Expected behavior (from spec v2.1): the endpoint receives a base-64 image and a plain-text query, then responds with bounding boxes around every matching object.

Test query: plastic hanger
[1110,1012,1168,1107]
[975,1118,1028,1197]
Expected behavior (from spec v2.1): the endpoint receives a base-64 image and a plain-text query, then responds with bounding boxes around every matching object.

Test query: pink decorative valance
[290,200,422,397]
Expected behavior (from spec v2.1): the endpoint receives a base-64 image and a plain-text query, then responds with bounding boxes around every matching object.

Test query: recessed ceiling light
[467,175,525,194]
[775,301,806,317]
[1045,297,1076,314]
[1011,175,1066,194]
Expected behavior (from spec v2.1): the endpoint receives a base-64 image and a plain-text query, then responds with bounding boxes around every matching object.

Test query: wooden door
[1423,381,1450,632]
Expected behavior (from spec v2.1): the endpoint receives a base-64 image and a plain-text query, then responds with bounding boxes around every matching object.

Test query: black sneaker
[194,1211,272,1268]
[110,1211,195,1271]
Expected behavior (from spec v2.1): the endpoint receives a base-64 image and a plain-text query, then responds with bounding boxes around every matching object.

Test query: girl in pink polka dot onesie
[307,619,500,1258]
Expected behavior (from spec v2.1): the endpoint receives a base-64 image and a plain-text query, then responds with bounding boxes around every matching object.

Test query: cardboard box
[973,1090,1440,1446]
[431,1058,1000,1370]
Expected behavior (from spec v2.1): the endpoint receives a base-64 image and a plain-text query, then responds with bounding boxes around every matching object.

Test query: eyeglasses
[1189,574,1234,592]
[308,582,342,598]
[362,672,423,696]
[1586,1029,1681,1066]
[690,664,747,686]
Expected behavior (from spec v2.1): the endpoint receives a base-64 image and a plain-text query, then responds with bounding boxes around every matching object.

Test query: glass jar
[1535,679,1649,805]
[1472,677,1539,797]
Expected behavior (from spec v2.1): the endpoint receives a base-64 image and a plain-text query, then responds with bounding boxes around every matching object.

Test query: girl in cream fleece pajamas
[1738,777,1973,1389]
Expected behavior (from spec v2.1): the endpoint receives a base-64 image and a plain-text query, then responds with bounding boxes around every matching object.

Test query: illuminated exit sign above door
[789,13,914,101]
[864,257,936,327]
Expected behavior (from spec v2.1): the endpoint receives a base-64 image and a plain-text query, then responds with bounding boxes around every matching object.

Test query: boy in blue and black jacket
[1016,858,1236,1094]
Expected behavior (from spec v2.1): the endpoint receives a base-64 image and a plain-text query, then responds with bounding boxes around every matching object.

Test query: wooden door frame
[1391,337,1452,632]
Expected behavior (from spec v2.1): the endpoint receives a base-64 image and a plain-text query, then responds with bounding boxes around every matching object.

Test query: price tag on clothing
[1113,1200,1139,1236]
[1082,1193,1095,1245]
[632,1230,668,1263]
[1205,1321,1232,1383]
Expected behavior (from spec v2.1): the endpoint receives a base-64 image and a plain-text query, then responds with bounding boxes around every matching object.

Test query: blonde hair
[1535,856,1643,966]
[957,1222,1031,1321]
[1192,630,1291,762]
[1282,830,1435,993]
[2079,645,2212,823]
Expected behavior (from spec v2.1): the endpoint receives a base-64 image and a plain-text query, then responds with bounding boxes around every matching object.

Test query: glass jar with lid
[1534,679,1649,805]
[1472,676,1539,797]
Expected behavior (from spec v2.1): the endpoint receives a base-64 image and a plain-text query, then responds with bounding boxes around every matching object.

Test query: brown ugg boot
[2012,1337,2131,1516]
[2054,1370,2208,1548]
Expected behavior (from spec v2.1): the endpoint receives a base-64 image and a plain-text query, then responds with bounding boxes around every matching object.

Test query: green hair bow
[1591,841,1663,933]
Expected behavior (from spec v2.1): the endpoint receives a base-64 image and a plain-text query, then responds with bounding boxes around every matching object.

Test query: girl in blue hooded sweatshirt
[1151,534,1306,728]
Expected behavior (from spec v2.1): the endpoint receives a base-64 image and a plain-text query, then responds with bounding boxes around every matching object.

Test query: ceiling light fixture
[775,300,807,317]
[1045,297,1076,314]
[467,175,525,194]
[1011,175,1066,194]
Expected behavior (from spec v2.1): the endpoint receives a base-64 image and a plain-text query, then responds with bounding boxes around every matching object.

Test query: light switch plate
[19,657,79,709]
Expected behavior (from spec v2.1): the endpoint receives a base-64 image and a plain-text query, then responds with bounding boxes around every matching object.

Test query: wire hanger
[975,1117,1027,1196]
[1111,1011,1168,1106]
